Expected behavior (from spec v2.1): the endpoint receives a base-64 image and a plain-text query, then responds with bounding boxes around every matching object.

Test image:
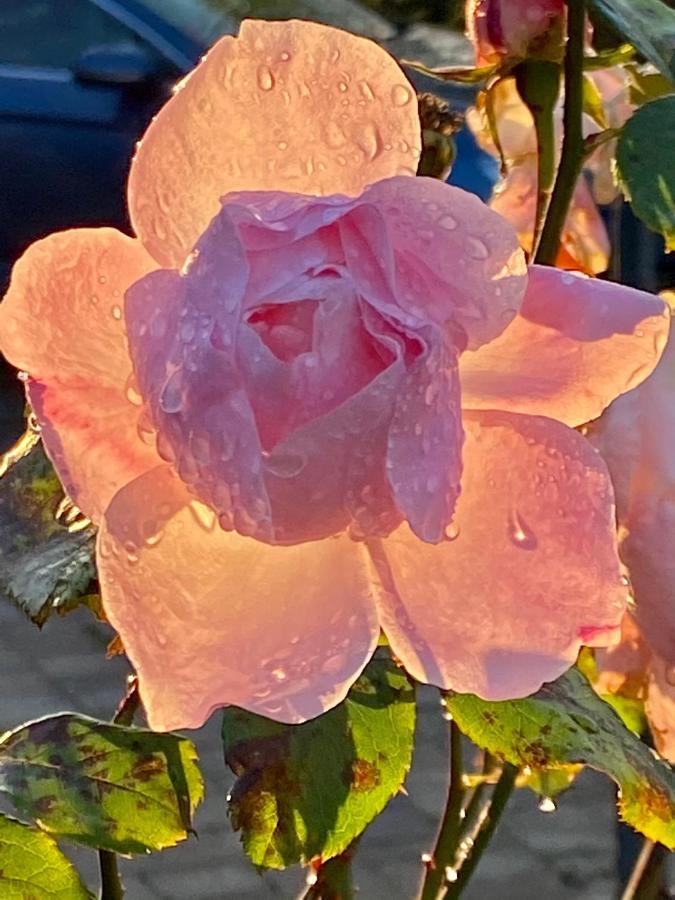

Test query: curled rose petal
[129,18,422,265]
[386,334,463,543]
[460,266,670,427]
[369,410,626,699]
[354,176,528,349]
[98,467,379,731]
[0,229,159,521]
[125,212,273,541]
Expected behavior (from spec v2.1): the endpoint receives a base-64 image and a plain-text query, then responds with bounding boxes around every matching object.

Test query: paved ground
[0,599,626,899]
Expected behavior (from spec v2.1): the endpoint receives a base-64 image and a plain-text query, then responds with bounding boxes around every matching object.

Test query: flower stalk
[419,719,466,900]
[303,841,360,900]
[441,764,518,899]
[99,677,139,900]
[535,0,587,265]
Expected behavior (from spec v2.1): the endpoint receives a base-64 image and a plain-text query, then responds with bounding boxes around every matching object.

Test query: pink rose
[0,20,668,731]
[466,0,566,67]
[591,308,675,761]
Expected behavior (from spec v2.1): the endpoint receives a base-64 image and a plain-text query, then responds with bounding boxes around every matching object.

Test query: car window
[0,0,147,69]
[139,0,235,46]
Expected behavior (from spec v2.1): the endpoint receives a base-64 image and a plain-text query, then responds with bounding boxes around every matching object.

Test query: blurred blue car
[0,0,501,287]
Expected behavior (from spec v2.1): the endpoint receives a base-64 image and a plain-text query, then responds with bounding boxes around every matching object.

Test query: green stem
[419,719,465,900]
[99,851,124,900]
[303,841,360,900]
[99,677,139,900]
[442,765,518,899]
[513,60,561,261]
[534,0,586,265]
[621,840,668,900]
[458,753,495,836]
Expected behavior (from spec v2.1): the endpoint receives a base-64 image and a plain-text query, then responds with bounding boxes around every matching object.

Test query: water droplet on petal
[159,370,183,414]
[391,84,413,107]
[189,501,217,532]
[257,65,274,91]
[125,375,143,406]
[439,214,457,231]
[272,667,287,682]
[508,510,538,550]
[444,523,460,541]
[466,237,489,260]
[112,305,122,320]
[263,450,306,478]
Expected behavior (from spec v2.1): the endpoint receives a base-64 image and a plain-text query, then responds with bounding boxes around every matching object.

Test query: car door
[0,0,178,287]
[0,0,183,448]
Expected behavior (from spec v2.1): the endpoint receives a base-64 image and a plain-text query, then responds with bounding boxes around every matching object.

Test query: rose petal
[590,329,675,665]
[647,655,675,763]
[370,410,626,699]
[129,19,421,266]
[621,495,675,668]
[354,177,528,349]
[460,266,669,427]
[98,467,379,730]
[490,159,610,275]
[595,612,651,697]
[0,229,159,520]
[125,211,273,540]
[386,332,463,543]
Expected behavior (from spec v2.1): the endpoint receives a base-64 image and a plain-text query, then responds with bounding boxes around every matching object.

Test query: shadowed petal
[0,229,160,520]
[354,177,527,349]
[592,328,675,665]
[460,266,669,427]
[370,410,626,699]
[129,19,421,265]
[648,656,675,763]
[490,160,610,275]
[125,211,273,541]
[98,467,379,731]
[386,333,463,543]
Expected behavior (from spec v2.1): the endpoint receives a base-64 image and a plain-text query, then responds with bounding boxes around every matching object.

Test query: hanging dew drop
[444,522,460,541]
[538,796,556,813]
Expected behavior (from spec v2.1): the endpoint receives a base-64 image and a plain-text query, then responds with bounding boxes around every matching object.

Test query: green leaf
[517,764,583,801]
[446,668,675,848]
[0,440,98,625]
[587,0,675,83]
[222,654,415,869]
[582,74,608,128]
[583,44,636,71]
[0,714,204,854]
[401,60,496,84]
[627,65,675,106]
[0,813,92,898]
[616,95,675,250]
